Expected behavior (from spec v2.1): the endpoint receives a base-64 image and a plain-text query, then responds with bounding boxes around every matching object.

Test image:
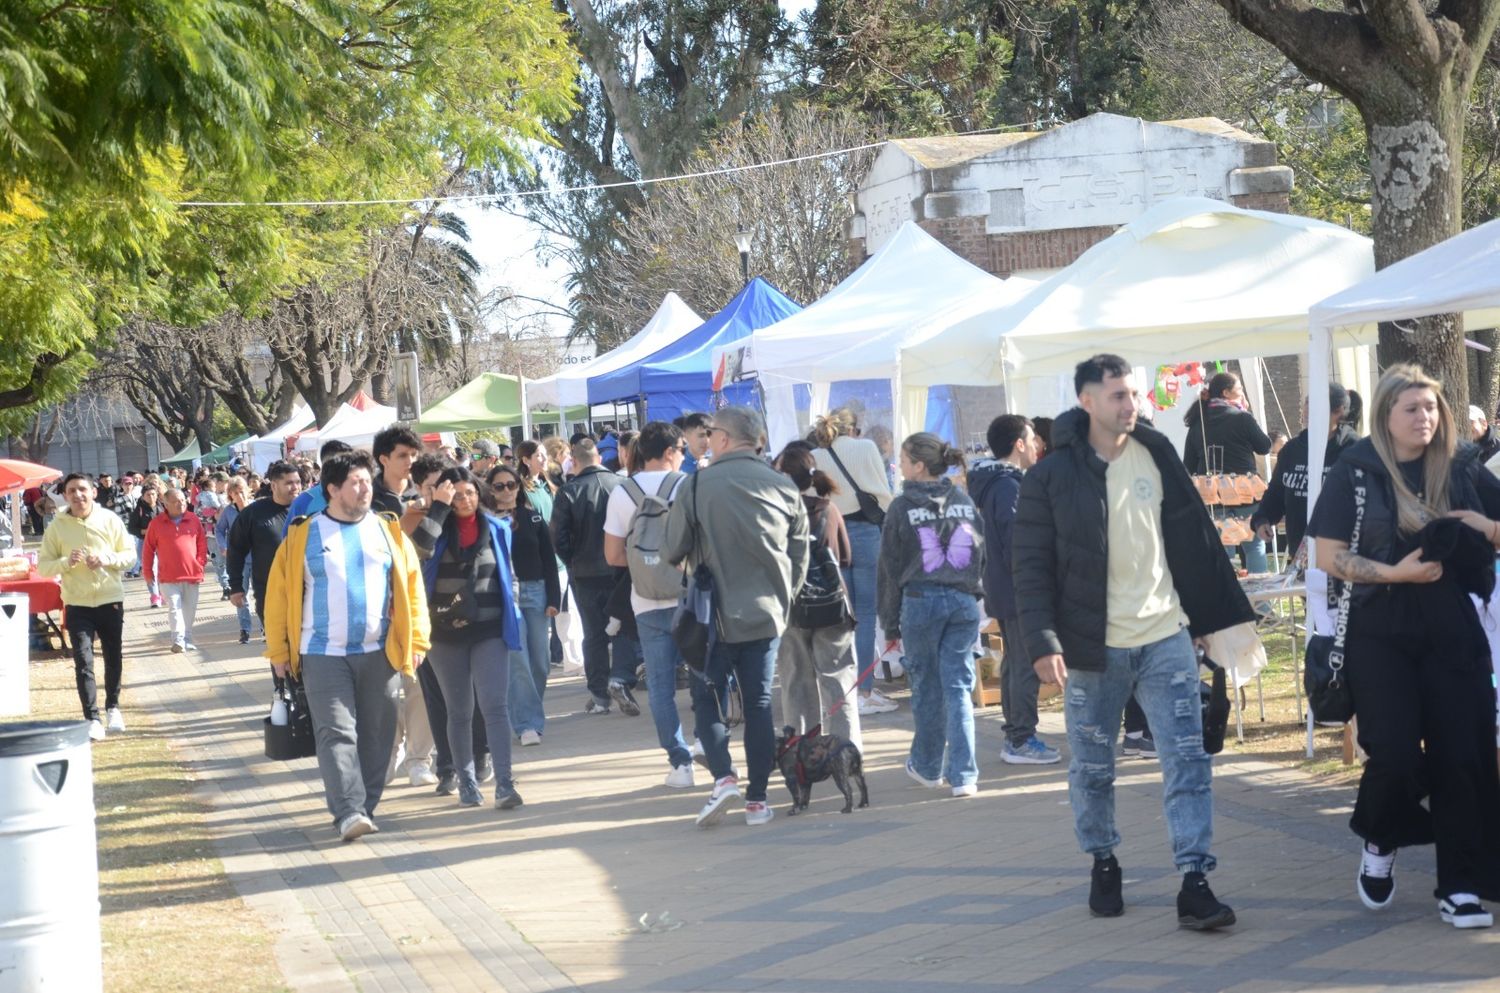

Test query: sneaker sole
[1001,752,1061,765]
[1178,907,1237,930]
[608,685,640,716]
[340,819,375,842]
[495,795,524,810]
[696,791,741,828]
[1089,903,1125,918]
[1440,910,1494,928]
[745,810,774,826]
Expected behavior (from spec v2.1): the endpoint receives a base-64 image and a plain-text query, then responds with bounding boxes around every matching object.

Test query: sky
[459,0,817,351]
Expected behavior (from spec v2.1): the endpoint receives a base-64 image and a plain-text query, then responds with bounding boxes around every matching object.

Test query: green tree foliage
[796,0,1012,134]
[1,0,577,430]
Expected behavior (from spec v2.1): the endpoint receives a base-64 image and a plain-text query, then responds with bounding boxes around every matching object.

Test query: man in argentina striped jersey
[264,450,432,842]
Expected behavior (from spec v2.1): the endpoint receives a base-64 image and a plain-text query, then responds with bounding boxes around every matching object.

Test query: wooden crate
[973,623,1003,708]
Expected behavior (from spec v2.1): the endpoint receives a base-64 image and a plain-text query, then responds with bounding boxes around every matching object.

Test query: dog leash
[826,655,886,718]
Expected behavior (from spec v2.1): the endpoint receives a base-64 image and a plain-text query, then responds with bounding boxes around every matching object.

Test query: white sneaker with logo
[696,776,741,827]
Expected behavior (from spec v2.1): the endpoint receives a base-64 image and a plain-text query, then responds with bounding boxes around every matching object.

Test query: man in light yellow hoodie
[38,473,137,741]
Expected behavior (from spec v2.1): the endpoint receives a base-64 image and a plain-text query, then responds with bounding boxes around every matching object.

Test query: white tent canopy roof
[293,400,398,452]
[750,221,1033,384]
[1310,214,1500,332]
[899,197,1376,388]
[527,292,702,409]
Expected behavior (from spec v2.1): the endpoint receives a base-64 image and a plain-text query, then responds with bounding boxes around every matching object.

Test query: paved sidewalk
[112,580,1498,993]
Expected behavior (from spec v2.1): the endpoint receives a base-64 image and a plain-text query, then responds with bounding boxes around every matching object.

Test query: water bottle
[269,695,289,726]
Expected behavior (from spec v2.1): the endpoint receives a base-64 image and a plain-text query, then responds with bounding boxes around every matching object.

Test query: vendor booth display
[587,277,801,424]
[528,293,702,413]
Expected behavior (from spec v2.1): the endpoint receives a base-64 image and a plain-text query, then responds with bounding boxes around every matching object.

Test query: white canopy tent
[526,292,703,411]
[894,197,1378,435]
[293,400,399,453]
[744,221,1036,447]
[1306,215,1500,535]
[243,404,315,473]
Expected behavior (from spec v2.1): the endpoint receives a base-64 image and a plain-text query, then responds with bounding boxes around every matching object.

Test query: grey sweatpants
[301,650,401,826]
[426,637,514,791]
[777,623,862,751]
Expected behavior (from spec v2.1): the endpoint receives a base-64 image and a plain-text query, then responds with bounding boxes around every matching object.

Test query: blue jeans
[234,559,256,634]
[1226,503,1269,574]
[842,519,881,692]
[637,607,691,769]
[899,585,981,788]
[1065,627,1217,873]
[213,541,230,589]
[507,580,552,737]
[692,636,779,802]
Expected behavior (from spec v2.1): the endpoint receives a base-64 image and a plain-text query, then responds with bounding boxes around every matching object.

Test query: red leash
[826,655,887,718]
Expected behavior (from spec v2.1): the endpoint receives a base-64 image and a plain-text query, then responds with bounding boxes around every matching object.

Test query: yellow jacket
[37,508,136,607]
[262,511,431,679]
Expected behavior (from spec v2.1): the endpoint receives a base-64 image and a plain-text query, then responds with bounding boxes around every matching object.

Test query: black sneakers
[1438,895,1494,929]
[1178,871,1236,930]
[608,680,641,716]
[1357,843,1396,910]
[1089,855,1124,917]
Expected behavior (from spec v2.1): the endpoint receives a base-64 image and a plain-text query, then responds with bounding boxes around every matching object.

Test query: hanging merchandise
[1150,362,1208,411]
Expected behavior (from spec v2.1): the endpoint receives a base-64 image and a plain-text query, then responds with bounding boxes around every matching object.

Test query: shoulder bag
[671,475,718,671]
[1304,467,1364,724]
[826,444,886,527]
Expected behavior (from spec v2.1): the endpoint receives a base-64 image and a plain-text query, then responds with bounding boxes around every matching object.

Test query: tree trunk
[1363,91,1469,410]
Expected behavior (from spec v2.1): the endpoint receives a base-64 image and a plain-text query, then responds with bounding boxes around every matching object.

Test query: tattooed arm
[1316,538,1442,585]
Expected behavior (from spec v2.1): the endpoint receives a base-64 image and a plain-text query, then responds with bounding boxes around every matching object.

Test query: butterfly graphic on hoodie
[918,521,975,573]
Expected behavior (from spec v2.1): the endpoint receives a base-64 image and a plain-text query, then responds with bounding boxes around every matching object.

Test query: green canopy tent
[162,433,249,468]
[161,438,203,467]
[418,372,585,433]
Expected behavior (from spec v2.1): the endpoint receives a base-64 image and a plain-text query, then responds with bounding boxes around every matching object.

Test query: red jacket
[142,512,208,584]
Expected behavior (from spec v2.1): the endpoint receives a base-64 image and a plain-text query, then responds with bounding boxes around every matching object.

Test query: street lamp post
[734,225,752,286]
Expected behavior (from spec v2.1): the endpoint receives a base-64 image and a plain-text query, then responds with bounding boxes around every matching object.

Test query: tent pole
[520,376,533,442]
[1305,324,1333,571]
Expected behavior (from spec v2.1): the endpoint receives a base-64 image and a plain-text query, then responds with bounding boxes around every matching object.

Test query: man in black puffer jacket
[1013,354,1255,932]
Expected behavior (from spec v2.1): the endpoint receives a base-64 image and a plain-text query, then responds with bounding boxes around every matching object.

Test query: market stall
[586,277,801,425]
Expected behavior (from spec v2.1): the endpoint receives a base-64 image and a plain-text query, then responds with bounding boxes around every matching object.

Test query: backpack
[623,472,686,601]
[791,504,852,630]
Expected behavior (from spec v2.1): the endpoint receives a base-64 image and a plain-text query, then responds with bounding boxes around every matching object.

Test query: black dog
[774,724,869,815]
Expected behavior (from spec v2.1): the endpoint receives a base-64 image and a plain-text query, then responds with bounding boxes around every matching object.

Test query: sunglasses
[493,480,519,491]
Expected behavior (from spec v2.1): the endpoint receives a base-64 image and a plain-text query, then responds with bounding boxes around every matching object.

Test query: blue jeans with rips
[692,636,779,802]
[899,585,982,788]
[637,607,691,769]
[507,580,553,737]
[842,519,881,692]
[1065,626,1217,873]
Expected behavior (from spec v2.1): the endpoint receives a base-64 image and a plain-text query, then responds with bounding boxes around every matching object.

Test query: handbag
[825,445,886,527]
[1304,468,1364,724]
[430,541,482,632]
[1198,653,1231,755]
[263,678,317,760]
[671,476,718,671]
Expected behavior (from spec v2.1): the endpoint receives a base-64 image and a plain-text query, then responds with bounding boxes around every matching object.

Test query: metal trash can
[0,593,27,717]
[0,720,103,992]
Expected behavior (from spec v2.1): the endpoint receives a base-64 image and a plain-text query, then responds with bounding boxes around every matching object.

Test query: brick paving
[109,580,1500,993]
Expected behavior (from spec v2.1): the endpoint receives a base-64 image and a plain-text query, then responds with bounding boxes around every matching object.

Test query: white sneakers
[106,708,126,732]
[905,759,942,789]
[858,689,899,716]
[338,813,377,842]
[408,763,438,787]
[88,720,107,742]
[744,801,774,826]
[951,783,979,798]
[519,729,542,747]
[696,776,742,827]
[665,764,695,789]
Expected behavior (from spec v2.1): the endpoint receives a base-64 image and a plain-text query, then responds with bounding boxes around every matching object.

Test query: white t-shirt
[603,470,686,615]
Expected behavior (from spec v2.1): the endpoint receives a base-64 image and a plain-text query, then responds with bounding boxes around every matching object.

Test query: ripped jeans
[1065,627,1216,873]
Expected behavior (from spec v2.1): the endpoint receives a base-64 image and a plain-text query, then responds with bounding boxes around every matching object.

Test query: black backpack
[790,504,852,630]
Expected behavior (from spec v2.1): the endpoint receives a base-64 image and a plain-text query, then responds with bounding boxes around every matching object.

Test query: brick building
[847,113,1305,436]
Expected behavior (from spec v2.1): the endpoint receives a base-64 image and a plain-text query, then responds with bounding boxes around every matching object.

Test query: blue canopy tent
[587,277,802,424]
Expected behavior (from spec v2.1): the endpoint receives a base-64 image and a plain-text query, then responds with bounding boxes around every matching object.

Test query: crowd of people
[25,355,1500,933]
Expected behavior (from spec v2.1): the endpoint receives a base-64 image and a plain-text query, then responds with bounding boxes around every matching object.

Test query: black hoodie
[1250,424,1359,554]
[968,458,1025,620]
[1183,398,1273,475]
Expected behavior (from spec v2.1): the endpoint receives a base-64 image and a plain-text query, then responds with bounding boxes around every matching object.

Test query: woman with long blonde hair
[1309,364,1500,928]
